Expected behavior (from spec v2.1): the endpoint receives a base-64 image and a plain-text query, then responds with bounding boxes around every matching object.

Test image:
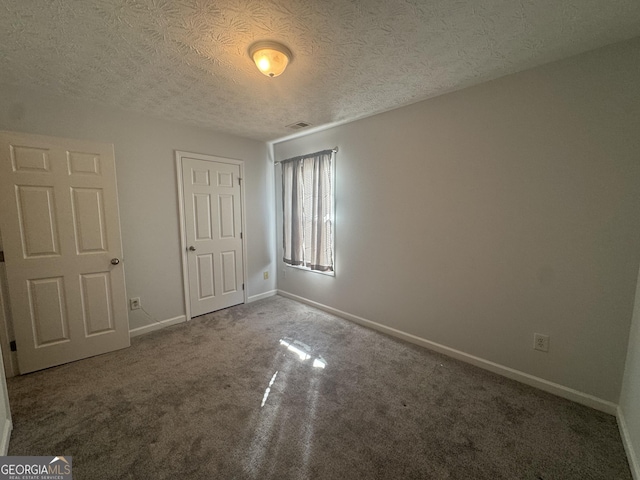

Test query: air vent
[286,121,312,130]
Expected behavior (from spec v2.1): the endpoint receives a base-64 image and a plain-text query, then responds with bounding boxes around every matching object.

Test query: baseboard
[248,289,278,303]
[0,418,11,455]
[277,290,618,415]
[618,407,640,479]
[129,315,186,338]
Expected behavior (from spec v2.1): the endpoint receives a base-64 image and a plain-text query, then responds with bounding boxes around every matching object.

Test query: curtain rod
[274,146,338,165]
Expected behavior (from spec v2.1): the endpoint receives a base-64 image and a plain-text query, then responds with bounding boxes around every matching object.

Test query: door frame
[0,257,18,378]
[175,151,248,320]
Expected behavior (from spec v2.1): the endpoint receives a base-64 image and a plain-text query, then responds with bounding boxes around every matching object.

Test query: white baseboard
[0,418,11,455]
[618,407,640,479]
[248,289,278,303]
[277,290,618,415]
[129,315,186,338]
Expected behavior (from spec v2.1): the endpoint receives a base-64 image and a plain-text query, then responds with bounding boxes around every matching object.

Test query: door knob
[188,246,196,252]
[111,258,120,265]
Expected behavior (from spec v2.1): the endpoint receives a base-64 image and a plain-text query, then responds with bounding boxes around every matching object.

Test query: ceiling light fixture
[249,41,292,78]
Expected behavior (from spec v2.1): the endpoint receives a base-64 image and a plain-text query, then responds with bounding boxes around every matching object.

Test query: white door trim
[0,265,18,378]
[175,151,248,320]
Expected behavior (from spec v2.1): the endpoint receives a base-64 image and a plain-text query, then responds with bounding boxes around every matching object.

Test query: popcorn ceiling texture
[1,0,640,141]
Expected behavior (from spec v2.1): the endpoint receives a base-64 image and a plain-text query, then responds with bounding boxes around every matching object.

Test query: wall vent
[286,121,312,130]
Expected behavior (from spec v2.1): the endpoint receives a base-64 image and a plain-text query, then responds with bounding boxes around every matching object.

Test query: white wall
[620,264,640,476]
[0,85,276,331]
[0,341,11,455]
[274,37,640,404]
[0,239,12,453]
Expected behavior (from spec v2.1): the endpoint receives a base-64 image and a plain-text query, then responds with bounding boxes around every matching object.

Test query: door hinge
[240,232,243,240]
[0,251,4,263]
[9,341,16,352]
[238,178,242,186]
[242,283,245,291]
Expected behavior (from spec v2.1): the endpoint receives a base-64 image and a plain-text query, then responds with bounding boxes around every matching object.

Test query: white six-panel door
[0,132,130,374]
[180,155,245,317]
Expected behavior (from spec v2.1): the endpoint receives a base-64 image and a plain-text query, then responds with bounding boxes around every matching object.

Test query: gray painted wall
[621,265,640,474]
[274,37,640,404]
[0,85,277,331]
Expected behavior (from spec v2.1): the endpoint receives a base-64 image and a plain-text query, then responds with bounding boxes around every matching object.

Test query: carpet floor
[7,295,632,479]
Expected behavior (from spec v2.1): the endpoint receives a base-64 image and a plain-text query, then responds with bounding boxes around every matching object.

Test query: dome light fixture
[249,41,292,78]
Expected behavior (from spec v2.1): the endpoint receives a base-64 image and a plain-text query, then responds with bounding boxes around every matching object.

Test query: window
[281,149,335,274]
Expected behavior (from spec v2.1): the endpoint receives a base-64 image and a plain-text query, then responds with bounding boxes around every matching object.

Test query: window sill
[285,264,335,277]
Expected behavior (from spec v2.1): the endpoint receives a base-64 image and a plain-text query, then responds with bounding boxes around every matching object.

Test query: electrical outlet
[130,297,141,310]
[533,333,549,352]
[263,271,269,280]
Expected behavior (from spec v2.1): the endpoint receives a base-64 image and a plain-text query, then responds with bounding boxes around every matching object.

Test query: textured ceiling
[1,1,640,141]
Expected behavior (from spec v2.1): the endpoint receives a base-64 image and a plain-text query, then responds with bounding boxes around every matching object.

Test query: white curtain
[281,150,334,272]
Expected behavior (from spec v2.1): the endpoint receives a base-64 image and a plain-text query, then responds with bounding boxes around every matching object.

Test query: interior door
[181,156,245,317]
[0,131,130,374]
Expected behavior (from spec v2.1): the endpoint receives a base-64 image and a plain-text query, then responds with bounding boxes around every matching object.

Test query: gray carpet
[7,296,631,479]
